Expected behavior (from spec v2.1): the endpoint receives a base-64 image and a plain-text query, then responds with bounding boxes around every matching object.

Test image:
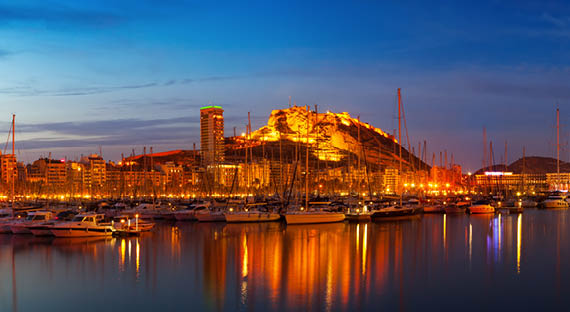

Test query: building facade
[200,106,224,164]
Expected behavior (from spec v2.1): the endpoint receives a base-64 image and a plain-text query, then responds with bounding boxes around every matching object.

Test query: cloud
[0,48,11,58]
[16,116,200,150]
[0,3,124,28]
[541,12,570,27]
[0,75,240,97]
[468,77,570,100]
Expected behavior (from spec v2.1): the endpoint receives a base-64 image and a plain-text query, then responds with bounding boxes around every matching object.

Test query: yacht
[49,213,114,237]
[113,215,155,232]
[468,200,495,214]
[344,201,374,222]
[371,205,422,221]
[10,211,54,234]
[173,204,209,221]
[541,195,569,209]
[423,200,445,213]
[225,204,281,223]
[444,201,469,214]
[284,202,345,225]
[195,209,226,222]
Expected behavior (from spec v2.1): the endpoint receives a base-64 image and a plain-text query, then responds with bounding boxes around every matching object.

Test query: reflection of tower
[200,106,225,164]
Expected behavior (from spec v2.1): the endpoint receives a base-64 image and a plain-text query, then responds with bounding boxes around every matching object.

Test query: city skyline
[1,1,570,170]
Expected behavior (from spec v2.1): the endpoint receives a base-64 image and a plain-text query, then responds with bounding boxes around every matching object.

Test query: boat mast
[11,114,15,218]
[305,105,310,210]
[398,88,402,206]
[557,108,560,175]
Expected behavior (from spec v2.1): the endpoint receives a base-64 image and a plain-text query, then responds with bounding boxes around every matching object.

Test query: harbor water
[2,209,570,311]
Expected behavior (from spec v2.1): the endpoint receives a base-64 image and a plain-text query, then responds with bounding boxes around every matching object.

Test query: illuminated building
[47,159,67,187]
[474,172,547,192]
[85,154,106,191]
[383,168,399,193]
[0,152,17,185]
[200,106,225,164]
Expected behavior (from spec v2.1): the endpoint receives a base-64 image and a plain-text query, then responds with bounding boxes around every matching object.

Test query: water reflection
[2,210,570,311]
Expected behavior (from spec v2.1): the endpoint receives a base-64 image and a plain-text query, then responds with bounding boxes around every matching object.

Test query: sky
[1,0,570,171]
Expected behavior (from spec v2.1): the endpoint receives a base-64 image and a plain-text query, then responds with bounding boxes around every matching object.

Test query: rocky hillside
[227,106,428,171]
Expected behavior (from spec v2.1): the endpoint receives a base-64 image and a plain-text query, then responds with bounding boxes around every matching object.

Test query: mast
[398,88,402,206]
[557,108,560,175]
[483,127,487,171]
[357,115,361,196]
[11,114,15,218]
[522,146,526,193]
[305,105,310,210]
[504,140,508,171]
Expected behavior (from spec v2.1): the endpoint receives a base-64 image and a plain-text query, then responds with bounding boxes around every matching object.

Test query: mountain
[227,106,428,171]
[475,156,570,174]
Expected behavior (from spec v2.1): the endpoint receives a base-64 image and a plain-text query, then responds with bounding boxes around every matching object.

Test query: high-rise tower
[200,105,224,163]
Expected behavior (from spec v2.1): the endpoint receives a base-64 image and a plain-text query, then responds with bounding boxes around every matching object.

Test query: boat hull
[225,213,281,223]
[423,206,445,213]
[0,224,13,234]
[196,213,226,222]
[174,213,197,221]
[285,213,345,225]
[345,213,372,222]
[50,227,114,238]
[10,225,32,234]
[371,207,422,221]
[469,205,495,214]
[542,201,569,209]
[444,207,466,214]
[30,227,54,236]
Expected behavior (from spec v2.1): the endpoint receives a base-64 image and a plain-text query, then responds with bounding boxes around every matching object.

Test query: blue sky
[1,0,570,171]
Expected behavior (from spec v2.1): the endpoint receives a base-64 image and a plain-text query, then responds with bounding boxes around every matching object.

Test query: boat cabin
[25,211,53,221]
[71,214,105,223]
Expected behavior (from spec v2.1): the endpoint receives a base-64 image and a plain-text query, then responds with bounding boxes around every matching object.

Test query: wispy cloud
[468,77,570,100]
[16,116,200,150]
[0,75,240,97]
[0,48,11,58]
[0,3,124,28]
[541,12,570,27]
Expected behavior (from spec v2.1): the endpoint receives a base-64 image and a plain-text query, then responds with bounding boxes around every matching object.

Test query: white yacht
[225,204,281,223]
[49,213,114,237]
[10,211,54,234]
[542,195,569,209]
[195,209,226,222]
[468,200,495,214]
[173,204,209,221]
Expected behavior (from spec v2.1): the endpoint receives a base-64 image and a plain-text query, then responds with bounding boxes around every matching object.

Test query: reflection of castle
[196,221,416,311]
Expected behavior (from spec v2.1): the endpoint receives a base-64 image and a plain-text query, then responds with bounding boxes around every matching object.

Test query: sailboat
[0,115,17,232]
[284,105,345,225]
[371,89,422,221]
[345,119,374,222]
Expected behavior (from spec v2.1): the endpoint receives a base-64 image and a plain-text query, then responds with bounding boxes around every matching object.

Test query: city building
[200,105,225,164]
[0,152,17,185]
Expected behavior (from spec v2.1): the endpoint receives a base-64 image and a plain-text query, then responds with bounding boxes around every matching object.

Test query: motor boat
[10,211,54,234]
[371,205,422,221]
[195,209,226,222]
[444,201,469,214]
[541,195,569,209]
[423,200,445,213]
[49,213,114,237]
[468,200,495,214]
[113,215,155,232]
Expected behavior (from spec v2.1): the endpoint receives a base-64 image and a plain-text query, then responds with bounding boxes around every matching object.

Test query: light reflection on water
[1,209,570,311]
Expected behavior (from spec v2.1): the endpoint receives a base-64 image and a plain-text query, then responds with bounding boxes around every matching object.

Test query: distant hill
[475,156,570,175]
